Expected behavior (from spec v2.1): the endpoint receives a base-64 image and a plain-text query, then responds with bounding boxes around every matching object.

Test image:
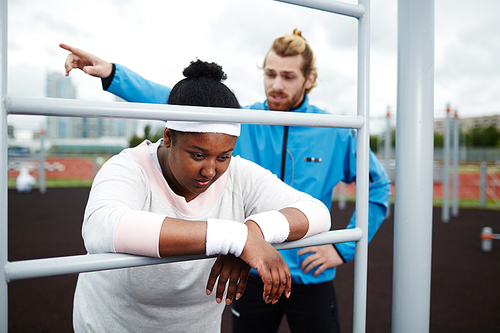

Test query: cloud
[5,0,500,132]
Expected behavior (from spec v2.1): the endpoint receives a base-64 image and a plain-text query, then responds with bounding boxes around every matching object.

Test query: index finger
[297,246,317,256]
[59,43,74,53]
[59,43,88,59]
[206,255,223,295]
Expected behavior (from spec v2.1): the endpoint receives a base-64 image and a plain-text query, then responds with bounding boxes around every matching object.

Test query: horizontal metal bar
[4,97,364,129]
[274,228,361,250]
[275,0,365,19]
[4,229,361,282]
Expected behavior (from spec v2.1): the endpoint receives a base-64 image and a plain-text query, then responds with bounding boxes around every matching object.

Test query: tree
[370,135,378,153]
[129,124,165,147]
[465,125,500,147]
[434,133,444,148]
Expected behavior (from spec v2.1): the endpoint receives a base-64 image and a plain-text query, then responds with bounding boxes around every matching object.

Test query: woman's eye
[192,153,204,160]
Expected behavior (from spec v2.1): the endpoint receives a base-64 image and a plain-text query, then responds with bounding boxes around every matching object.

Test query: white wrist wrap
[245,211,290,244]
[206,218,248,257]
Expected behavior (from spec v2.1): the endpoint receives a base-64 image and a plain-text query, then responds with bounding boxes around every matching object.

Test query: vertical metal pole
[460,129,467,163]
[452,111,459,216]
[442,106,450,222]
[338,181,346,210]
[353,0,370,331]
[393,0,434,332]
[0,0,9,331]
[385,107,392,218]
[385,107,391,170]
[479,162,486,209]
[39,129,46,194]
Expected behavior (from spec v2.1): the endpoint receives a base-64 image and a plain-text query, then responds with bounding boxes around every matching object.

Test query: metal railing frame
[392,1,434,332]
[0,1,427,332]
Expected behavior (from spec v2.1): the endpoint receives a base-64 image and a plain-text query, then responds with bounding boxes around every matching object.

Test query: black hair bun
[183,60,227,82]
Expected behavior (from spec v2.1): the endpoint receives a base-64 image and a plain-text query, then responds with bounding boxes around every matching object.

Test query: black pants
[232,275,340,333]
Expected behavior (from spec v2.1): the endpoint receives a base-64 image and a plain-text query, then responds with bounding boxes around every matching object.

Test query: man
[61,29,391,332]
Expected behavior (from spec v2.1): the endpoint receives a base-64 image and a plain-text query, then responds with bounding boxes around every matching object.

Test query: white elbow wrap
[206,218,248,257]
[286,200,331,238]
[244,211,290,244]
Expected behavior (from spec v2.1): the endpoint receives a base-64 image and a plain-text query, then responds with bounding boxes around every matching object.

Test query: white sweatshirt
[73,140,330,332]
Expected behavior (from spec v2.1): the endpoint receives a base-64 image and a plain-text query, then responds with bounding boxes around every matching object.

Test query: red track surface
[341,173,500,200]
[9,158,500,200]
[8,158,95,180]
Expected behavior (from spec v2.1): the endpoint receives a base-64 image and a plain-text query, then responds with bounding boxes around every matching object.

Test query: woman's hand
[206,254,250,304]
[239,232,291,304]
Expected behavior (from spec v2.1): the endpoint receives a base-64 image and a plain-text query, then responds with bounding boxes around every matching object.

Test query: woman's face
[163,129,237,202]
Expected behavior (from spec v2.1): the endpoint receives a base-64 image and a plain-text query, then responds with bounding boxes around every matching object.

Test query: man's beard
[266,90,304,111]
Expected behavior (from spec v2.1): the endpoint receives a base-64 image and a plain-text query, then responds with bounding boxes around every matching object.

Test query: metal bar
[479,162,486,208]
[0,0,8,331]
[5,229,361,281]
[352,0,370,331]
[385,107,392,218]
[393,0,435,332]
[5,96,364,129]
[452,112,459,216]
[275,0,365,19]
[442,107,450,222]
[338,182,346,210]
[39,130,46,194]
[385,107,391,170]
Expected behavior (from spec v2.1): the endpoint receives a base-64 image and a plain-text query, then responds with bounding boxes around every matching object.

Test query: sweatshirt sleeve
[105,63,172,104]
[82,150,166,257]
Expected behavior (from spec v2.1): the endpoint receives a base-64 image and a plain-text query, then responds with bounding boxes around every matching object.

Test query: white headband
[165,121,241,137]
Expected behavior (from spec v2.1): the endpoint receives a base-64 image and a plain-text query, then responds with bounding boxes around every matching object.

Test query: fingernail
[216,297,222,303]
[235,293,241,300]
[206,289,212,295]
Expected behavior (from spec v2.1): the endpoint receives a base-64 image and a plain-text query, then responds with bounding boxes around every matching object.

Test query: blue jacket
[106,63,392,284]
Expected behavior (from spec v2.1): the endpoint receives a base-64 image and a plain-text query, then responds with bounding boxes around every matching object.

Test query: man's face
[264,50,316,111]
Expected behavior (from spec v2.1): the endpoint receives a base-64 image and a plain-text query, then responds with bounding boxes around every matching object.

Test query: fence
[1,0,436,332]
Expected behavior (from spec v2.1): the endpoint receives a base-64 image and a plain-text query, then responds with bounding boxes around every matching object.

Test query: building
[45,71,137,142]
[434,114,500,134]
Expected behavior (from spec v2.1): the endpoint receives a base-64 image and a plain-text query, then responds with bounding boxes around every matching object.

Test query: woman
[73,60,330,332]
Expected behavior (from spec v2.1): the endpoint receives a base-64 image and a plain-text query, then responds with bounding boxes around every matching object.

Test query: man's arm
[333,149,392,262]
[106,63,172,104]
[297,145,391,275]
[60,43,171,104]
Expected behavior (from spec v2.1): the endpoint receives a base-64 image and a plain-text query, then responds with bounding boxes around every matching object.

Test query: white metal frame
[392,1,434,332]
[1,1,436,332]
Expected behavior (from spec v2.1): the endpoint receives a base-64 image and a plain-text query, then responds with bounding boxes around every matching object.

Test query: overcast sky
[6,0,500,135]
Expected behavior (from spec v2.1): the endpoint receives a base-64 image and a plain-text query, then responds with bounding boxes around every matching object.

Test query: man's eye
[218,155,230,161]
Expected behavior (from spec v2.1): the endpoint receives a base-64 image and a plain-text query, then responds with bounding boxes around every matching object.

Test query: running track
[8,158,500,200]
